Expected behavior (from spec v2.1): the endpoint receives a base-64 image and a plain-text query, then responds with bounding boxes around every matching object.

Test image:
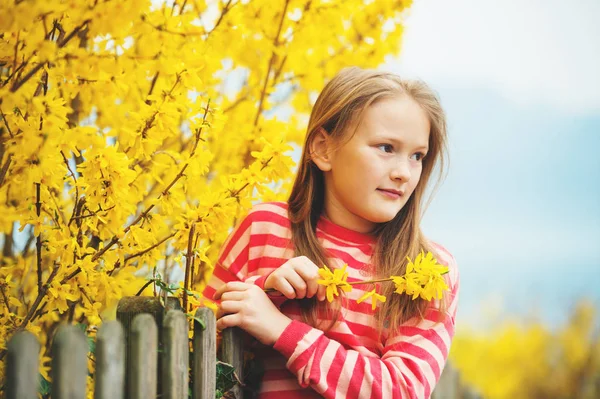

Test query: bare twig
[182,223,196,312]
[135,279,155,296]
[10,20,90,93]
[0,153,12,187]
[35,183,42,294]
[206,0,235,39]
[60,150,80,226]
[0,265,60,361]
[123,232,175,263]
[0,107,14,138]
[253,0,290,128]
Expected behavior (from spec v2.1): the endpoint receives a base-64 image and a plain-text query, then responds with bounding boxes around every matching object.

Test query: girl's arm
[202,202,289,307]
[271,261,460,399]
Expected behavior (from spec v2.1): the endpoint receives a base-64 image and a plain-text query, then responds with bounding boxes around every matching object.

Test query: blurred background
[384,0,600,332]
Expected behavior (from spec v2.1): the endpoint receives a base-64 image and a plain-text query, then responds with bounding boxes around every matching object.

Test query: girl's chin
[365,210,400,224]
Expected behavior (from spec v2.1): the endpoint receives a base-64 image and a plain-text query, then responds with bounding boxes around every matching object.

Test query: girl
[203,66,459,399]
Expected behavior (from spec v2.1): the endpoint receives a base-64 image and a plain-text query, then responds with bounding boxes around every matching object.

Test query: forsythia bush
[0,0,412,394]
[451,300,600,399]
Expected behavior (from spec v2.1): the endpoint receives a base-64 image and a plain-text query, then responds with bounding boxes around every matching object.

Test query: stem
[0,153,11,188]
[10,21,89,93]
[0,265,60,361]
[348,278,393,286]
[182,223,195,312]
[135,279,155,296]
[253,0,290,128]
[35,183,42,294]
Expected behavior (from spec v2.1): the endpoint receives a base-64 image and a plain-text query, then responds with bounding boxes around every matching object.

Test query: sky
[381,0,600,330]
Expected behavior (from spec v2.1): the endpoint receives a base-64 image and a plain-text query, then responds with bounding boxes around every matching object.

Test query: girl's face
[313,95,430,233]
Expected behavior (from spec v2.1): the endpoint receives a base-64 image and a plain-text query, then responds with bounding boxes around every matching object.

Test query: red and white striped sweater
[203,201,460,399]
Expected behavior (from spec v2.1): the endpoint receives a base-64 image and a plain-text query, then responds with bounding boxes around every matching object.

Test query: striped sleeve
[272,252,460,399]
[202,202,288,307]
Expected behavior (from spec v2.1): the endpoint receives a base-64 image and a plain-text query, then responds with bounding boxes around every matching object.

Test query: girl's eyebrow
[376,135,428,151]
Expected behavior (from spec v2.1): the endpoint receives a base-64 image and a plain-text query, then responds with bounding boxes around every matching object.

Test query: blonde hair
[287,66,450,334]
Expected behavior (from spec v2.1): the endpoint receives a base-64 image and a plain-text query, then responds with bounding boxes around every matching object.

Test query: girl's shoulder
[241,201,292,228]
[246,201,289,219]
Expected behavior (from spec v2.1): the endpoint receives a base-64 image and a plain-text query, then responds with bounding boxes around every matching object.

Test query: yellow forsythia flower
[392,250,449,301]
[356,288,387,310]
[317,264,352,302]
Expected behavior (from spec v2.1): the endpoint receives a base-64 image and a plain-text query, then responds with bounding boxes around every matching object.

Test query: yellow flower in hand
[356,288,387,310]
[317,264,352,302]
[392,250,449,300]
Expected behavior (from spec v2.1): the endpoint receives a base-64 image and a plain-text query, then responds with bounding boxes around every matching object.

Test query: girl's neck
[318,212,376,245]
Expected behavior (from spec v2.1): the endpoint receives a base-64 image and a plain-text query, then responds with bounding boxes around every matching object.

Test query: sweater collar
[316,214,377,245]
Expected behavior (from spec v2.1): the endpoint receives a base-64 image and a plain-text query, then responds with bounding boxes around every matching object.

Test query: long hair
[287,66,450,334]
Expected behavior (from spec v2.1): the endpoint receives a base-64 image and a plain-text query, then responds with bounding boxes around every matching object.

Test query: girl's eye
[411,152,426,161]
[377,144,394,153]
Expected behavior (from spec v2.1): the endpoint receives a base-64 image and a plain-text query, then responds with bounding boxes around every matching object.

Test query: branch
[0,265,60,361]
[65,99,212,281]
[135,279,155,296]
[61,151,81,227]
[253,0,290,127]
[123,232,175,263]
[145,71,160,105]
[0,107,14,138]
[9,20,90,93]
[35,183,42,294]
[0,153,12,188]
[182,223,196,312]
[206,0,235,39]
[0,284,12,316]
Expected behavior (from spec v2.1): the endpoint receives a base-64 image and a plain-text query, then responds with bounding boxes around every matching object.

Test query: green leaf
[87,334,96,355]
[190,315,206,330]
[216,361,240,394]
[38,374,51,395]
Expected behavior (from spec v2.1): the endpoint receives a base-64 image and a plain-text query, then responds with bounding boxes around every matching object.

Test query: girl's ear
[309,127,333,172]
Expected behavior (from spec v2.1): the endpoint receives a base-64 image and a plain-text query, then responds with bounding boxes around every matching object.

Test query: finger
[274,278,297,299]
[317,284,327,302]
[220,291,246,302]
[216,313,242,331]
[213,281,250,300]
[216,300,243,319]
[284,271,308,299]
[295,262,320,298]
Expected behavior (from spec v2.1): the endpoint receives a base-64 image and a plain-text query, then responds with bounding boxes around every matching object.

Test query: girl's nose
[390,159,411,182]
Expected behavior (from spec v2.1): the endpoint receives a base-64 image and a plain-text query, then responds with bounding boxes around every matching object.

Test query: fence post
[128,314,158,399]
[193,307,216,399]
[51,325,88,399]
[222,327,245,399]
[6,331,39,399]
[95,321,125,399]
[117,295,181,395]
[162,309,189,399]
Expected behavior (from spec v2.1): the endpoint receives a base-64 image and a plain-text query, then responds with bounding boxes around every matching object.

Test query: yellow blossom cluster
[317,250,449,309]
[0,0,413,394]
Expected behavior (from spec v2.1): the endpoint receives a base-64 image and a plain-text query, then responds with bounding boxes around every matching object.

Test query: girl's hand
[213,282,292,346]
[264,256,327,301]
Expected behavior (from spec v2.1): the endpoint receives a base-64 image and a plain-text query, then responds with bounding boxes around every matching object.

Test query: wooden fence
[5,296,479,399]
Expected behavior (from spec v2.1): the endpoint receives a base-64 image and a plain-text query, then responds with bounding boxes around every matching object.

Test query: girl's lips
[377,189,402,199]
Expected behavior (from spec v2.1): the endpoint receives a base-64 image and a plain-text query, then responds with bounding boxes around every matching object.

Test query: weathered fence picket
[94,321,125,399]
[6,331,39,399]
[4,297,478,398]
[162,310,189,399]
[193,307,217,399]
[221,327,245,398]
[51,325,88,399]
[129,313,158,399]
